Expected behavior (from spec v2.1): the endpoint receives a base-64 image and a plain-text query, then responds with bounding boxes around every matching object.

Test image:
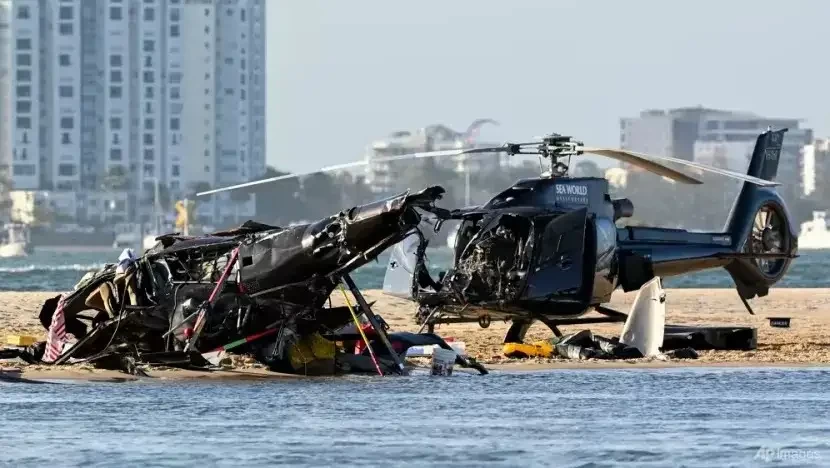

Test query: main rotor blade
[582,147,780,187]
[196,160,370,196]
[195,149,467,197]
[579,147,703,185]
[459,142,540,155]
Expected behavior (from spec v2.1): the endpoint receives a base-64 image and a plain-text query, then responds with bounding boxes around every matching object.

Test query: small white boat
[0,223,33,258]
[798,211,830,249]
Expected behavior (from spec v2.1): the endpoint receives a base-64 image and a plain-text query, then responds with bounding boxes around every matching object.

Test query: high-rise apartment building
[802,139,830,203]
[0,0,11,181]
[1,0,266,224]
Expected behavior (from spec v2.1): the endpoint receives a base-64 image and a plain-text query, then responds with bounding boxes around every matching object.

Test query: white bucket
[430,347,456,376]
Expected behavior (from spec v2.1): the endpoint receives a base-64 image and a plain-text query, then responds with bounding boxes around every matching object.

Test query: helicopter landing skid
[415,305,629,344]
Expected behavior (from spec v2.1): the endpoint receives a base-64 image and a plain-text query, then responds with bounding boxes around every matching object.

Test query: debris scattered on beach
[503,330,699,361]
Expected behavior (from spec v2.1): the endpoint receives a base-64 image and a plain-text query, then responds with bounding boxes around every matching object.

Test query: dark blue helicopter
[199,128,797,346]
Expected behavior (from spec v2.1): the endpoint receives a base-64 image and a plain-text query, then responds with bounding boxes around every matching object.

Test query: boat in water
[0,223,34,257]
[798,211,830,249]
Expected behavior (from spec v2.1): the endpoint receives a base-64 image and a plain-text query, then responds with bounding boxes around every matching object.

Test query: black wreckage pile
[3,187,486,377]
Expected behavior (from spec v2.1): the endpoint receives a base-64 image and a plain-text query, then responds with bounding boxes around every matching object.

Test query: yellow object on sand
[503,340,554,359]
[288,332,336,370]
[6,335,37,347]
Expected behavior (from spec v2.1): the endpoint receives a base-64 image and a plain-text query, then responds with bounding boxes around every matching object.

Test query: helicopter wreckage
[8,187,487,376]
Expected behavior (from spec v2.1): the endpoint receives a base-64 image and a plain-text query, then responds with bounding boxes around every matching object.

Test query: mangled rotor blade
[579,147,703,185]
[581,147,780,187]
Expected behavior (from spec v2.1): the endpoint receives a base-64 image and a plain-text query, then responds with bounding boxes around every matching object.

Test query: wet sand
[2,288,830,381]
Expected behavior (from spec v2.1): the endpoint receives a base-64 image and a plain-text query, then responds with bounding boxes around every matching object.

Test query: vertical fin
[745,128,786,181]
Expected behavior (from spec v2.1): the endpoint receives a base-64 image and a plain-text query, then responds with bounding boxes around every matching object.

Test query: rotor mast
[505,133,583,179]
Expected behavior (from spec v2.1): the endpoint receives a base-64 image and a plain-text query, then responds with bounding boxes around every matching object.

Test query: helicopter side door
[521,207,591,307]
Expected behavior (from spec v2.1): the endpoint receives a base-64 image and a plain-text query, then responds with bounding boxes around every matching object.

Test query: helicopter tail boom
[617,128,797,299]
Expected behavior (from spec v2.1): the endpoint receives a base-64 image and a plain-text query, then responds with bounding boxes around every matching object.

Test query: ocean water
[2,367,829,467]
[0,247,827,293]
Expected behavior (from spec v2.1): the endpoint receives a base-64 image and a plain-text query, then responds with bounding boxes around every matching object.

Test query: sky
[266,0,830,174]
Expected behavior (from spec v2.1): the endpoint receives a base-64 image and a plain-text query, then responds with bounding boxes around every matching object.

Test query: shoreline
[3,360,830,384]
[3,288,830,382]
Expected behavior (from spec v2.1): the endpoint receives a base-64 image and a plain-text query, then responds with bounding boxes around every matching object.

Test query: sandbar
[2,288,829,382]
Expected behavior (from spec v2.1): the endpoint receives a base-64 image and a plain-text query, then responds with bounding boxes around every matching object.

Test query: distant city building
[364,120,507,194]
[620,106,812,202]
[0,0,10,183]
[801,138,830,202]
[0,0,266,225]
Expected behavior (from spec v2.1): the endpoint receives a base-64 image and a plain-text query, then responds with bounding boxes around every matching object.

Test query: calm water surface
[2,367,830,467]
